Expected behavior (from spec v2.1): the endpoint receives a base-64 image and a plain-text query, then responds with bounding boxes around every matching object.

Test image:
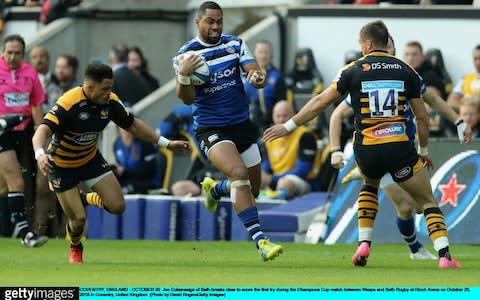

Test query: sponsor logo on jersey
[74,132,98,145]
[362,64,371,72]
[372,123,405,137]
[78,112,89,120]
[211,66,237,84]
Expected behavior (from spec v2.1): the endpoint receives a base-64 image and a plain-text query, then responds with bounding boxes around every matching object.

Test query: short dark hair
[111,43,129,63]
[405,41,423,54]
[2,34,26,54]
[85,64,113,82]
[360,20,389,49]
[58,54,79,73]
[197,1,222,17]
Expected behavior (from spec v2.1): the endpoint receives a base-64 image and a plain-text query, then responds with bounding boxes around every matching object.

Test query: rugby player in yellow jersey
[32,64,191,264]
[264,20,461,268]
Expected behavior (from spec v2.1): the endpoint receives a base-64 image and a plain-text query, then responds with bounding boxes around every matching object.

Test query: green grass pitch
[1,238,478,286]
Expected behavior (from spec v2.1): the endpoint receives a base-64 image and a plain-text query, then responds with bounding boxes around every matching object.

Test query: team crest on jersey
[78,112,90,120]
[362,64,371,72]
[226,47,235,54]
[100,109,109,119]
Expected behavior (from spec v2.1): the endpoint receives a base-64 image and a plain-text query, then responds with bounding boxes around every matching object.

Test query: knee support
[230,179,251,204]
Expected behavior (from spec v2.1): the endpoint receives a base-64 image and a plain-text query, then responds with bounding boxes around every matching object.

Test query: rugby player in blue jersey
[174,1,282,261]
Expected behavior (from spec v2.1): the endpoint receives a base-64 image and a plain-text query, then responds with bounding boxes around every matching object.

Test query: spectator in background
[109,43,150,107]
[447,45,480,112]
[0,34,47,247]
[404,40,449,136]
[46,53,80,108]
[243,40,286,132]
[128,46,160,93]
[113,126,158,194]
[458,97,480,138]
[261,100,321,200]
[28,46,53,109]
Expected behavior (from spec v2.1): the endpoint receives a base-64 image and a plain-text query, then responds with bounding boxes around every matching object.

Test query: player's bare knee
[228,166,249,182]
[70,217,86,231]
[108,202,125,215]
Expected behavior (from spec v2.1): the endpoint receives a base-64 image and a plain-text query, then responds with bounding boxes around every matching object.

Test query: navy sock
[238,206,266,248]
[397,216,422,253]
[211,180,229,199]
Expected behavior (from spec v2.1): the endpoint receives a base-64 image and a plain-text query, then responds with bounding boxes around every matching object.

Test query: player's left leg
[381,176,436,260]
[397,167,461,268]
[56,187,85,264]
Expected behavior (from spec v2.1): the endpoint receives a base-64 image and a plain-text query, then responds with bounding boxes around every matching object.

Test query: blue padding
[179,199,199,241]
[230,199,287,241]
[198,199,232,241]
[101,210,122,239]
[86,206,103,239]
[144,197,179,240]
[259,192,328,232]
[122,197,146,239]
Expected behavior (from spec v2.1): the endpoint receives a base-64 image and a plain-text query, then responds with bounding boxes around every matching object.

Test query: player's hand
[177,53,204,76]
[330,151,345,169]
[246,69,266,87]
[419,154,433,170]
[36,154,53,176]
[167,140,192,154]
[263,124,289,142]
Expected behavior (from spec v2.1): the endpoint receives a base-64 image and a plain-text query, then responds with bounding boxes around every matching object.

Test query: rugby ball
[173,51,211,85]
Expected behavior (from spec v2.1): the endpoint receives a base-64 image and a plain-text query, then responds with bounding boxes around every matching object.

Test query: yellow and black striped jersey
[332,51,422,145]
[42,86,134,168]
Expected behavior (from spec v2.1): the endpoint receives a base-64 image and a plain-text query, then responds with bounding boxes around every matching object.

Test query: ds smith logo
[362,64,371,72]
[363,62,402,71]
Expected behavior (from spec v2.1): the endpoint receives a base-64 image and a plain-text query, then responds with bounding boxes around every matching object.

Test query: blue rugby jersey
[177,35,256,128]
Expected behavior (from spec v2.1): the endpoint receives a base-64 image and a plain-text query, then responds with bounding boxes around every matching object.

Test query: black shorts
[195,120,259,157]
[353,141,422,183]
[48,151,111,192]
[0,127,35,173]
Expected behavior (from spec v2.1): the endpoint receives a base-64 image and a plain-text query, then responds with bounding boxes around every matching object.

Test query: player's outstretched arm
[263,87,341,142]
[127,118,191,154]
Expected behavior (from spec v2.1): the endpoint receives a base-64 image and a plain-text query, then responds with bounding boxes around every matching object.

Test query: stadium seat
[285,48,329,138]
[425,48,453,94]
